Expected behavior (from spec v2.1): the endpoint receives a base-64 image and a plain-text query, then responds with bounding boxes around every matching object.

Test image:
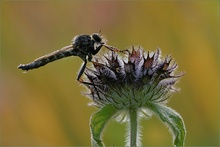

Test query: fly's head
[91,33,106,45]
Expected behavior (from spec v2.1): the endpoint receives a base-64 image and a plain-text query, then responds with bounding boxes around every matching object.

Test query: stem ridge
[129,109,138,147]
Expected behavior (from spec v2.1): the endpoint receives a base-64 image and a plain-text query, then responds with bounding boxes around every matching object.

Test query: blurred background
[1,1,219,146]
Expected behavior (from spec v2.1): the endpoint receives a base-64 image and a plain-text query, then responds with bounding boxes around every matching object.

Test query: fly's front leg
[92,44,103,55]
[103,44,130,54]
[88,53,92,62]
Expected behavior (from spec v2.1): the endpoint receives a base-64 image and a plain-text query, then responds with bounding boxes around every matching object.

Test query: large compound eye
[92,33,102,43]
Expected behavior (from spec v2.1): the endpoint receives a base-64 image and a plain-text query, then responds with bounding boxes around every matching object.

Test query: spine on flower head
[82,46,184,109]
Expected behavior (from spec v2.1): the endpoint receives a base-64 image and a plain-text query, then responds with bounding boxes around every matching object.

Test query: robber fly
[18,33,124,81]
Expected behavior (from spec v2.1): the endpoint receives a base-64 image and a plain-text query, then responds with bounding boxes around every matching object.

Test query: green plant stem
[129,108,138,147]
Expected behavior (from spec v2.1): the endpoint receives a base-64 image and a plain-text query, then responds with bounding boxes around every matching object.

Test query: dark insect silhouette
[18,33,124,81]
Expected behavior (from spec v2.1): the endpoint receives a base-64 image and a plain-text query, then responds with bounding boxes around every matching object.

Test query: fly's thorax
[72,33,106,53]
[72,34,94,52]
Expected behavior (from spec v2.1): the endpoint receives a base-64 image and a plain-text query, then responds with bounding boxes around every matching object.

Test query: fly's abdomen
[18,45,76,71]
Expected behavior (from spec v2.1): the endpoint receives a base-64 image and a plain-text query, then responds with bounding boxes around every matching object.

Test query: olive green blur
[1,1,219,146]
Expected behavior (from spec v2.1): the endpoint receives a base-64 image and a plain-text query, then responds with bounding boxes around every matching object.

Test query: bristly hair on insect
[18,33,127,81]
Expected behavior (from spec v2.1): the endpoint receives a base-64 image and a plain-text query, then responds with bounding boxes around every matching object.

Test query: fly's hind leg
[77,59,87,81]
[79,77,102,100]
[77,66,102,100]
[77,57,102,100]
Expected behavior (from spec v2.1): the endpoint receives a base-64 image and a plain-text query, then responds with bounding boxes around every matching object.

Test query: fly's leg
[103,44,130,54]
[92,44,103,55]
[77,56,102,100]
[77,59,87,81]
[79,79,102,100]
[78,72,102,100]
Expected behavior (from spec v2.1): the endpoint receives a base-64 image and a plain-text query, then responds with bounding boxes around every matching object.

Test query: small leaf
[145,103,186,146]
[90,104,118,147]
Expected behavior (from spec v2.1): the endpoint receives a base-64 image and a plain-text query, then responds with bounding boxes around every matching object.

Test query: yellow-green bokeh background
[1,1,219,146]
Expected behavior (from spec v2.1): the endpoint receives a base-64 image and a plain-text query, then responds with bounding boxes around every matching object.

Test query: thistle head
[82,46,184,110]
[83,46,186,147]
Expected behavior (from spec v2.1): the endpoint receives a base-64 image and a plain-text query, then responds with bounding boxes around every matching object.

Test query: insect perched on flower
[17,33,186,146]
[18,33,124,81]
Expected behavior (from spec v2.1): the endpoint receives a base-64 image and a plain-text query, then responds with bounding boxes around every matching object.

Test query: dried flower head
[82,46,186,147]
